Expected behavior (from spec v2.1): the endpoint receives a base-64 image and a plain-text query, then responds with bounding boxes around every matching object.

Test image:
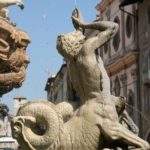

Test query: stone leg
[101,120,150,150]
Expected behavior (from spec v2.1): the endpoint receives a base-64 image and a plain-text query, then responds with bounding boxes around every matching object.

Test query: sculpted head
[0,19,30,96]
[57,30,85,60]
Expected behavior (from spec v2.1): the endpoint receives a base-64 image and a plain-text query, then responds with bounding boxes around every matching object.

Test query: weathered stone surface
[0,17,30,96]
[11,9,150,150]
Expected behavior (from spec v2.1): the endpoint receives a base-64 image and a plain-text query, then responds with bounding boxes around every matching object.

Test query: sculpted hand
[72,16,84,30]
[72,8,80,19]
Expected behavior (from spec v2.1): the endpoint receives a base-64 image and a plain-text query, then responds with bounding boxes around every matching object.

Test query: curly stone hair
[57,30,85,59]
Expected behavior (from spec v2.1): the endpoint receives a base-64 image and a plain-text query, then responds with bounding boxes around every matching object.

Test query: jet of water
[74,0,77,8]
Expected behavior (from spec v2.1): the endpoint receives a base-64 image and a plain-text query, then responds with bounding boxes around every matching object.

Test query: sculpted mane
[0,18,30,96]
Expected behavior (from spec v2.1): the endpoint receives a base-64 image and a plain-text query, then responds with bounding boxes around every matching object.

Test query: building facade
[0,103,18,149]
[96,0,150,141]
[45,64,68,104]
[45,0,150,141]
[96,0,140,130]
[13,97,28,115]
[137,0,150,141]
[45,64,80,107]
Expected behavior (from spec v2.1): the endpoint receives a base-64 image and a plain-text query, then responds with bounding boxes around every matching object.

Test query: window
[126,15,132,38]
[114,76,121,96]
[71,89,79,102]
[144,49,150,81]
[54,93,58,100]
[71,89,80,108]
[148,6,150,24]
[120,74,127,97]
[144,86,150,113]
[127,89,134,115]
[146,130,150,144]
[147,50,150,79]
[113,16,120,51]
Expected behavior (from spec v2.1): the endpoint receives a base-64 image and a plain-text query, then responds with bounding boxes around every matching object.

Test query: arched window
[148,6,150,24]
[126,15,132,38]
[71,89,79,102]
[147,49,150,72]
[147,133,150,143]
[114,76,121,96]
[113,16,120,51]
[146,130,150,144]
[127,89,134,115]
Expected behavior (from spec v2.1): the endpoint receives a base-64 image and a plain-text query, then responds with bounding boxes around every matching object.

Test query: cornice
[106,51,137,76]
[96,0,114,13]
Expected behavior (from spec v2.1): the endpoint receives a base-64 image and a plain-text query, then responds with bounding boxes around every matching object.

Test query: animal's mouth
[11,122,22,139]
[0,66,26,96]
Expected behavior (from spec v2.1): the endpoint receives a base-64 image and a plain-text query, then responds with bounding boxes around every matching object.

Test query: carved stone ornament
[11,9,150,150]
[0,0,24,18]
[0,16,30,96]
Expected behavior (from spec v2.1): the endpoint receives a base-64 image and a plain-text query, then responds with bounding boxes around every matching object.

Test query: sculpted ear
[55,102,74,121]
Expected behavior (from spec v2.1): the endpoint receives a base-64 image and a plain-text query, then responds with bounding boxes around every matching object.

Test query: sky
[1,0,100,114]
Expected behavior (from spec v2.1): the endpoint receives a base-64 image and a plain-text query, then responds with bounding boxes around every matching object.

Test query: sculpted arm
[72,16,119,54]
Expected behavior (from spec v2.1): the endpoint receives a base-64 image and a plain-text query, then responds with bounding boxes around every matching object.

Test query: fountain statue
[11,9,150,150]
[0,0,30,96]
[0,1,30,148]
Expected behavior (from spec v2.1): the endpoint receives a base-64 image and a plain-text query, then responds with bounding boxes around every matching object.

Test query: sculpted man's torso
[69,50,101,101]
[57,25,118,120]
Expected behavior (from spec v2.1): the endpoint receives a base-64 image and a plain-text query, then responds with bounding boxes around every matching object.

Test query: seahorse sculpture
[11,9,150,150]
[11,101,105,150]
